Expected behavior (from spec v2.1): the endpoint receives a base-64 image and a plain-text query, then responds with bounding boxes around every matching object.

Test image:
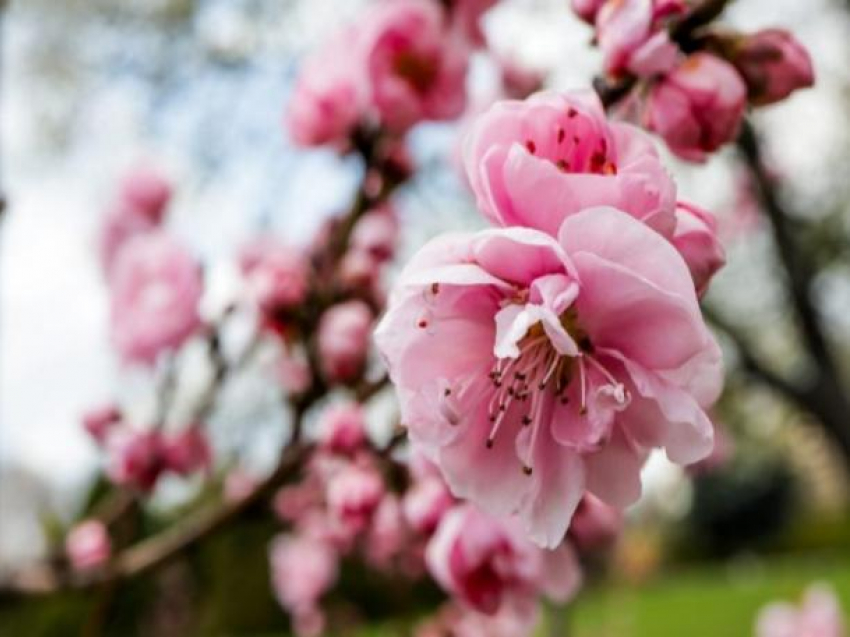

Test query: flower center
[522,109,618,176]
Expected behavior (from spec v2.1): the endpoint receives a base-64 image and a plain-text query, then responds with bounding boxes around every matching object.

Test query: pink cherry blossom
[119,167,173,223]
[326,463,385,533]
[671,202,726,296]
[366,494,408,568]
[445,0,498,46]
[241,239,310,331]
[224,467,258,503]
[363,0,470,131]
[498,58,545,100]
[571,0,606,24]
[318,300,373,382]
[376,207,722,547]
[269,534,338,637]
[645,53,747,162]
[403,475,455,536]
[351,205,399,264]
[426,504,581,614]
[756,585,846,637]
[734,29,815,106]
[568,493,622,552]
[99,168,172,275]
[106,428,166,492]
[317,402,367,455]
[110,233,203,365]
[82,404,122,444]
[66,520,111,571]
[286,27,365,148]
[463,90,677,238]
[162,425,212,476]
[596,0,685,78]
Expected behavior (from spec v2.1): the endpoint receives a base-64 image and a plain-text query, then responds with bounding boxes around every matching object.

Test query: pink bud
[66,520,111,571]
[498,58,545,100]
[106,429,166,492]
[318,402,367,455]
[645,53,747,161]
[366,494,408,568]
[403,476,454,536]
[671,202,726,296]
[162,425,212,476]
[571,0,606,24]
[568,494,622,553]
[241,239,310,332]
[82,405,122,444]
[119,167,173,224]
[734,29,814,106]
[318,300,373,383]
[224,467,258,503]
[351,206,398,264]
[326,464,385,533]
[277,354,313,395]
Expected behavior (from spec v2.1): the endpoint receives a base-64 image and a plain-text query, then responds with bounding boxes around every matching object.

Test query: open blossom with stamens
[463,90,677,239]
[363,0,470,131]
[426,504,581,614]
[376,207,721,547]
[756,585,845,637]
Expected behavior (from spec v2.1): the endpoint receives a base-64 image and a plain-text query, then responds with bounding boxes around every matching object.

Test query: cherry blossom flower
[318,300,373,382]
[317,402,367,455]
[445,0,498,47]
[269,534,339,637]
[162,425,212,476]
[644,53,747,161]
[376,207,722,547]
[568,493,622,552]
[463,90,677,239]
[734,29,815,106]
[286,27,365,148]
[110,233,203,365]
[240,238,310,332]
[671,202,726,296]
[106,429,167,492]
[756,585,846,637]
[363,0,470,131]
[326,463,385,534]
[82,404,122,444]
[66,520,111,571]
[426,504,581,614]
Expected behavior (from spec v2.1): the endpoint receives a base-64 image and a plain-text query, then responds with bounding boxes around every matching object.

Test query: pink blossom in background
[119,167,173,223]
[326,463,385,533]
[365,494,408,568]
[403,475,455,536]
[596,0,685,78]
[269,534,339,637]
[317,402,367,455]
[571,0,606,24]
[756,585,846,637]
[277,352,313,395]
[671,202,726,296]
[426,504,581,614]
[463,90,677,238]
[416,598,540,637]
[162,425,212,476]
[568,493,622,552]
[240,239,310,331]
[350,205,399,264]
[286,27,365,148]
[99,168,172,275]
[445,0,498,47]
[734,29,815,106]
[318,299,373,382]
[376,207,722,547]
[223,467,259,503]
[645,53,747,162]
[363,0,470,131]
[110,233,203,365]
[82,404,122,444]
[106,429,166,492]
[497,58,545,100]
[65,520,111,571]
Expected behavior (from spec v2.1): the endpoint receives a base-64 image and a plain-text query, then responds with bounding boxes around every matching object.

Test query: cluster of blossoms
[59,0,822,634]
[572,0,814,160]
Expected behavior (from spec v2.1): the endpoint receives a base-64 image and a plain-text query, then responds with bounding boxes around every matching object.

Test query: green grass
[571,552,850,637]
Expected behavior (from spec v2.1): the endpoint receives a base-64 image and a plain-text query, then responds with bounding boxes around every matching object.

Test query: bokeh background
[1,0,850,635]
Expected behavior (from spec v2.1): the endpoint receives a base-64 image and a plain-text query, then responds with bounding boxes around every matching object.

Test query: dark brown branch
[0,443,308,597]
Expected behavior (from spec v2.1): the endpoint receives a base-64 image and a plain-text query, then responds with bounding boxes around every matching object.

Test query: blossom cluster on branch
[7,0,825,635]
